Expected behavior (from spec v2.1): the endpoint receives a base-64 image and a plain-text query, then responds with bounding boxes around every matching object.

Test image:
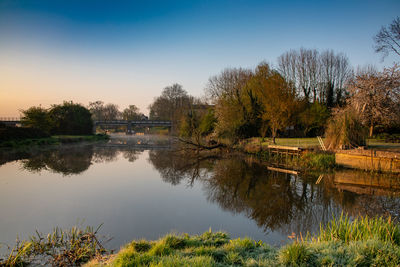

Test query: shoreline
[3,215,399,266]
[0,134,109,150]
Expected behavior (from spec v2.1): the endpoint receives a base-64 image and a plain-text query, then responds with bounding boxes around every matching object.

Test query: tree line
[146,17,400,148]
[147,60,399,145]
[88,101,146,121]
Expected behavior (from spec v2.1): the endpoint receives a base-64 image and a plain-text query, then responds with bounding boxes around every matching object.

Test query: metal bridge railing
[0,117,21,121]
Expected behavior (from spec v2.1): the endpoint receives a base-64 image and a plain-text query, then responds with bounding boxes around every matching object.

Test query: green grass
[262,137,321,148]
[3,215,400,266]
[82,215,400,266]
[1,225,107,266]
[252,137,400,151]
[299,152,336,171]
[0,137,60,148]
[317,213,400,245]
[366,139,400,152]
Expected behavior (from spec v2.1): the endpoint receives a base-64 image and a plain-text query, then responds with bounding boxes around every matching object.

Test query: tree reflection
[92,147,120,163]
[148,150,215,186]
[148,149,400,236]
[21,147,94,175]
[203,157,344,235]
[122,149,143,162]
[14,145,143,175]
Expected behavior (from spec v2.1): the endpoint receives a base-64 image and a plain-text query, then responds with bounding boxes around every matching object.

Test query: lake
[1,136,400,254]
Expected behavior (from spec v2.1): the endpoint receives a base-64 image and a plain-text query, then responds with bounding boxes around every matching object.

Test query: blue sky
[0,0,399,115]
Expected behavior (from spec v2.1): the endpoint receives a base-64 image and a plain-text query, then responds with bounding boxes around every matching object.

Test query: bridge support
[126,122,132,135]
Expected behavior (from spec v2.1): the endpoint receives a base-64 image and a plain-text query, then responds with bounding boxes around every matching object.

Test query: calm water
[1,138,400,253]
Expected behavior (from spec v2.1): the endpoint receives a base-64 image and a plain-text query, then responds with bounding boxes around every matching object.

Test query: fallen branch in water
[178,138,226,150]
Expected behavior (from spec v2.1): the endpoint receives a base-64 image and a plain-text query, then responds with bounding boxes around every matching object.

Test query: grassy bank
[242,137,400,151]
[2,215,399,266]
[0,134,109,149]
[83,214,399,266]
[240,140,336,171]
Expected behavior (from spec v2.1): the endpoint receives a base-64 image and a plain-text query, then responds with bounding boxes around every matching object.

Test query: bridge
[93,120,172,134]
[0,117,21,126]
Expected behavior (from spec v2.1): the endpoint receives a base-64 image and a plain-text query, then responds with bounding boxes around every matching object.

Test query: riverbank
[237,137,400,173]
[82,215,400,266]
[0,134,109,149]
[2,215,398,266]
[234,139,335,172]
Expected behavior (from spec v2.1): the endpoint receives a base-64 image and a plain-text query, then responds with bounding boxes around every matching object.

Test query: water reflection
[1,144,399,239]
[148,150,215,185]
[148,149,400,235]
[21,147,94,175]
[0,145,143,175]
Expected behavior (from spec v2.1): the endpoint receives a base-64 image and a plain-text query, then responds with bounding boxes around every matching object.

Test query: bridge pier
[126,122,132,135]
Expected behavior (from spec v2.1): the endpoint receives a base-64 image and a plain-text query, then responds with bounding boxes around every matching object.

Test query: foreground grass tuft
[318,213,400,245]
[85,215,400,266]
[1,225,107,266]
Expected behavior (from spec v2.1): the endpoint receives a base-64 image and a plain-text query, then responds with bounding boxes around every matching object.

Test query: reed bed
[317,213,400,245]
[0,225,108,267]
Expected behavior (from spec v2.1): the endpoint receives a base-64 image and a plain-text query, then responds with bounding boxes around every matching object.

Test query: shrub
[325,108,367,150]
[300,152,336,170]
[49,102,93,135]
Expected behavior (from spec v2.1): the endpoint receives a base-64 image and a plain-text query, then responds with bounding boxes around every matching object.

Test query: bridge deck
[94,120,172,127]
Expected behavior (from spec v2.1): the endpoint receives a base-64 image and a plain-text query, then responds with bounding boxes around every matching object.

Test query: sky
[0,0,399,116]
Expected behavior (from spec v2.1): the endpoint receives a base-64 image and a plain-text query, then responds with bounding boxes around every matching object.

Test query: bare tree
[297,48,320,102]
[88,101,105,121]
[374,17,400,60]
[102,103,120,121]
[347,64,400,136]
[277,50,297,93]
[205,68,252,101]
[122,105,142,120]
[319,50,352,107]
[333,53,353,105]
[278,48,351,105]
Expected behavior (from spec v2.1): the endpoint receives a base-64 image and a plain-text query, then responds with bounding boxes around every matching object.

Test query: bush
[300,152,336,170]
[20,102,94,136]
[49,102,93,135]
[325,108,367,150]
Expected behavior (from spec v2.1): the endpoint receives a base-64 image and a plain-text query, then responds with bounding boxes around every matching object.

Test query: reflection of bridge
[94,120,172,134]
